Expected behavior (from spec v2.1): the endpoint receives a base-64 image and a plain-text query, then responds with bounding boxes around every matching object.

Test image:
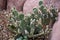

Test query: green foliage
[39,1,43,5]
[33,8,38,14]
[19,14,24,20]
[8,1,58,40]
[15,34,28,40]
[11,8,18,17]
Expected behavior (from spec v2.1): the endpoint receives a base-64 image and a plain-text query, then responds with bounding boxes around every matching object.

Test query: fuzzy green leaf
[39,1,43,5]
[19,14,24,20]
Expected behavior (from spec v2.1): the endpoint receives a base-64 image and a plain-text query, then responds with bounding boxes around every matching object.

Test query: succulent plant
[8,1,58,40]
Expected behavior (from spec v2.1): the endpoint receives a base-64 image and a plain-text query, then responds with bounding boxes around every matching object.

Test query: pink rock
[43,0,60,10]
[0,0,7,10]
[51,12,60,40]
[23,0,40,14]
[43,0,52,8]
[7,0,26,11]
[51,0,60,10]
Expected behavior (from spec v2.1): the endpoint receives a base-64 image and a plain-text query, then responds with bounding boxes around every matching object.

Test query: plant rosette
[8,1,58,40]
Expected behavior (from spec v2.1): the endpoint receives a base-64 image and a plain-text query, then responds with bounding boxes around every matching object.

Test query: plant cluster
[8,1,58,40]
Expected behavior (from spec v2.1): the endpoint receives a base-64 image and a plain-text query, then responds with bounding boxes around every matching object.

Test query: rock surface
[43,0,52,8]
[0,0,7,10]
[0,11,13,40]
[51,12,60,40]
[23,0,40,14]
[51,0,60,10]
[7,0,26,11]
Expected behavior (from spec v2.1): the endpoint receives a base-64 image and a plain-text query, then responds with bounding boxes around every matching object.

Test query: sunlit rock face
[7,0,26,11]
[0,0,7,10]
[23,0,40,14]
[51,12,60,40]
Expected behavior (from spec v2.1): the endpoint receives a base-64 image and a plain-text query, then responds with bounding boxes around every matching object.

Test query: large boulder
[51,12,60,40]
[23,0,40,14]
[7,0,26,11]
[0,0,7,10]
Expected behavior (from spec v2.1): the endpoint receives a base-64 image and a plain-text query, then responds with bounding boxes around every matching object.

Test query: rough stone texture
[23,0,40,14]
[43,0,52,8]
[0,0,60,12]
[7,0,26,11]
[51,0,60,10]
[43,0,60,10]
[51,12,60,40]
[0,11,13,40]
[0,0,7,10]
